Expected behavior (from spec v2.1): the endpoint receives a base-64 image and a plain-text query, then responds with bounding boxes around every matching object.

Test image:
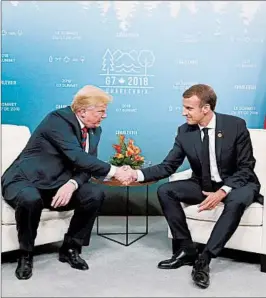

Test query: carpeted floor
[1,216,266,297]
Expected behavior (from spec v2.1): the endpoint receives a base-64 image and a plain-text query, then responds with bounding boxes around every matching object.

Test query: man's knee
[226,187,255,209]
[16,187,43,209]
[77,183,105,207]
[157,182,173,201]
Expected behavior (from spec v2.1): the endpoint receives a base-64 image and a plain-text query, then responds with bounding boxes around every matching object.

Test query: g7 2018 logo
[99,49,155,95]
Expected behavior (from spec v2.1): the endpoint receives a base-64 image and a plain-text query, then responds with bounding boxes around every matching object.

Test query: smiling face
[182,84,217,125]
[182,95,210,125]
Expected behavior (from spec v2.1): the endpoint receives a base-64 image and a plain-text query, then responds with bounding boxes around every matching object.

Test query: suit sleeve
[141,128,186,182]
[72,172,90,187]
[42,114,111,177]
[223,119,257,189]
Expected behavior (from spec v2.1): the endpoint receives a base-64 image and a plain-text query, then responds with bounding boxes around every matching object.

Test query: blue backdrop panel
[2,1,266,212]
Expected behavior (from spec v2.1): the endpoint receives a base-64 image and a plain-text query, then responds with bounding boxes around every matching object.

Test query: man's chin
[186,119,197,126]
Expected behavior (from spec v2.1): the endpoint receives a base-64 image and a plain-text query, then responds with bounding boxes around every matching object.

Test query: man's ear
[203,104,211,114]
[78,108,86,118]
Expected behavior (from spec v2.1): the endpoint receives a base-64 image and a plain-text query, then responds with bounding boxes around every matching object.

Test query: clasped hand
[114,165,138,185]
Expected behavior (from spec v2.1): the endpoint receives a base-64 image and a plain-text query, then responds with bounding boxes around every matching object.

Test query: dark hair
[182,84,217,111]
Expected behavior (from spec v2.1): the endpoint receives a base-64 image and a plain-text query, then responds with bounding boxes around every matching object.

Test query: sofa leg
[261,254,266,272]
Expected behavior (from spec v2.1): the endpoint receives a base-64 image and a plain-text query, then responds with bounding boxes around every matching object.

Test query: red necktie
[81,127,88,151]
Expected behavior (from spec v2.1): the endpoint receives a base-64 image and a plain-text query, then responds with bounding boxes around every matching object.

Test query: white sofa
[168,129,266,272]
[1,124,74,253]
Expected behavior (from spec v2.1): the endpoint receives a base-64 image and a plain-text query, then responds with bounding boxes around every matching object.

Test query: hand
[114,166,137,185]
[198,189,227,212]
[51,181,76,208]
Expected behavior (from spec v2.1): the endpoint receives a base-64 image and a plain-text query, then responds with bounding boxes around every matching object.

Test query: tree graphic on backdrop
[102,49,114,74]
[138,50,155,76]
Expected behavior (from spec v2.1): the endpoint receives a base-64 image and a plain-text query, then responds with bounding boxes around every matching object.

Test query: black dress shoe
[192,255,210,289]
[59,248,89,270]
[15,253,33,280]
[158,249,198,269]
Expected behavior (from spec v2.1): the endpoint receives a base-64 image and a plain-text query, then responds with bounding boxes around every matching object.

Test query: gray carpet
[1,216,266,297]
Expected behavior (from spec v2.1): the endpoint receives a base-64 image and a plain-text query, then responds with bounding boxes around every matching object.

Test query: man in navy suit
[121,84,263,288]
[2,85,127,280]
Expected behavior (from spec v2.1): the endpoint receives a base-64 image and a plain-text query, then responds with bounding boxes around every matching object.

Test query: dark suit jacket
[2,106,111,200]
[142,113,263,204]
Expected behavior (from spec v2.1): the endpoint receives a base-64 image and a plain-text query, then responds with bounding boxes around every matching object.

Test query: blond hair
[71,85,112,113]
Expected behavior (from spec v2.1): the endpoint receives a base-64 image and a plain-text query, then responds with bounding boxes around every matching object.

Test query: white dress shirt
[198,114,231,194]
[68,115,116,190]
[137,113,232,194]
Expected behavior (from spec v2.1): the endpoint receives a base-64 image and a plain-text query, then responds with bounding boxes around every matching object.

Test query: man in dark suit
[121,84,263,288]
[2,85,127,280]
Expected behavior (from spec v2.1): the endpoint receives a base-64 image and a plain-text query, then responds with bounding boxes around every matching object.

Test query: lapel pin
[217,131,223,138]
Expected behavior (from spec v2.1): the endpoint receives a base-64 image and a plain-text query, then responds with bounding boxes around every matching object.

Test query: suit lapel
[72,116,83,146]
[59,107,83,145]
[215,113,223,170]
[191,126,203,165]
[89,128,100,155]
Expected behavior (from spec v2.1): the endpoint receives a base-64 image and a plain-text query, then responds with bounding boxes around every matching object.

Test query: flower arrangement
[109,134,145,169]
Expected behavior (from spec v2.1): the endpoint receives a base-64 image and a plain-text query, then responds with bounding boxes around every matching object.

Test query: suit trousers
[4,181,105,252]
[157,178,256,256]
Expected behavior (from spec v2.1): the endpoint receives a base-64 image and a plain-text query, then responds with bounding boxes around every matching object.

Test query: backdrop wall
[2,1,266,214]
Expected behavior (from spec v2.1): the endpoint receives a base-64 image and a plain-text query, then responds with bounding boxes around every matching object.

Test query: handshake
[114,165,139,185]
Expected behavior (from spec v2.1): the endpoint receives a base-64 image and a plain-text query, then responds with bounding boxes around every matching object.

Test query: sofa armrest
[261,184,266,255]
[169,169,192,182]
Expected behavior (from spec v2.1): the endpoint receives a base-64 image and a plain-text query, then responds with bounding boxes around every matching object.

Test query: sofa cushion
[2,198,74,225]
[184,202,263,226]
[2,124,31,174]
[250,129,266,189]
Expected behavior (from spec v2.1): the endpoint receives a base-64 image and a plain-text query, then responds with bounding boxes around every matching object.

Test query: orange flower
[125,147,135,157]
[112,144,122,153]
[115,153,124,159]
[134,155,144,161]
[128,139,134,147]
[119,134,125,145]
[133,146,141,155]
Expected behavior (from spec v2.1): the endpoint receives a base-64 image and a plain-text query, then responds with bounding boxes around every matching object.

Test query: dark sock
[173,239,197,255]
[20,250,33,257]
[201,250,213,264]
[61,234,82,253]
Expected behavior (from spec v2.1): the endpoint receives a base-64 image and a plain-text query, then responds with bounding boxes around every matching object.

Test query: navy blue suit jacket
[2,106,110,200]
[142,113,263,204]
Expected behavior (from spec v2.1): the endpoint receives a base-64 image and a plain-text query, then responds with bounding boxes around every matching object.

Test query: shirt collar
[198,113,216,130]
[75,114,85,129]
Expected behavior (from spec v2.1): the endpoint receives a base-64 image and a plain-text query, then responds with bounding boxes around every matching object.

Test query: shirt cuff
[105,165,117,180]
[136,170,145,182]
[220,185,232,194]
[68,179,78,190]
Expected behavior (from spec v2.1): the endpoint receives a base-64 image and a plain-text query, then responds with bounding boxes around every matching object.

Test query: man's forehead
[183,95,200,106]
[95,104,107,109]
[89,104,107,110]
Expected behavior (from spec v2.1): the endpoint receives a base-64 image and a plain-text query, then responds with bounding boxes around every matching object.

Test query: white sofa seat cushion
[185,202,263,226]
[2,199,74,225]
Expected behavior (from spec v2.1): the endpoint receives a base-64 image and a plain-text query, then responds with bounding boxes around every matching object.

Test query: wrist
[219,188,227,197]
[68,179,78,190]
